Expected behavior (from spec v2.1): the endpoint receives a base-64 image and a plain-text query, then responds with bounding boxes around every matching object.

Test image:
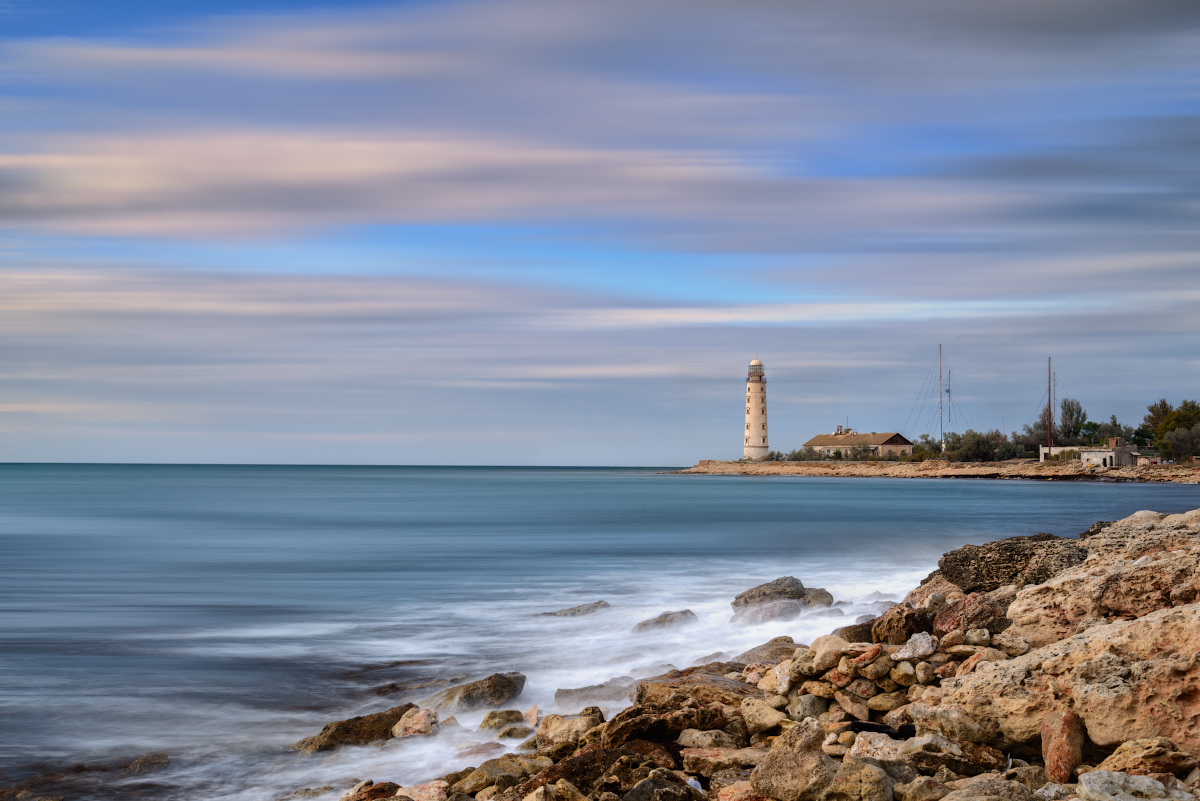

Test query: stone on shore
[682,748,768,777]
[538,601,612,617]
[936,534,1087,594]
[931,592,1010,637]
[1094,738,1198,777]
[537,709,606,754]
[395,707,440,738]
[394,781,449,801]
[1076,770,1195,801]
[555,677,637,707]
[731,578,833,623]
[633,610,699,633]
[735,636,802,665]
[426,674,527,713]
[124,753,170,774]
[291,703,415,752]
[749,718,837,801]
[1041,709,1085,783]
[636,664,759,708]
[871,604,932,645]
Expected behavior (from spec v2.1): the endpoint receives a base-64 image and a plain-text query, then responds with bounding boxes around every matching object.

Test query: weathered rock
[786,694,829,721]
[633,610,699,633]
[477,710,524,731]
[872,604,932,645]
[495,742,674,801]
[738,601,808,625]
[539,601,612,617]
[891,661,917,686]
[749,719,837,801]
[965,628,992,646]
[810,635,852,671]
[1041,709,1085,783]
[866,692,907,712]
[932,593,1010,637]
[291,703,415,752]
[554,780,589,801]
[1002,766,1049,793]
[939,775,1032,801]
[715,780,771,801]
[742,698,788,735]
[124,753,170,774]
[602,702,729,749]
[992,632,1033,657]
[712,770,755,794]
[731,577,834,622]
[453,755,555,795]
[499,725,534,739]
[636,664,759,708]
[801,680,836,698]
[894,776,950,801]
[1094,738,1198,777]
[1076,770,1195,801]
[846,731,903,761]
[395,781,449,801]
[346,781,403,801]
[833,691,869,721]
[735,636,803,665]
[834,622,876,643]
[904,571,966,608]
[678,728,741,749]
[937,534,1087,594]
[908,702,985,743]
[894,633,939,661]
[621,775,691,801]
[538,710,607,753]
[898,733,1007,777]
[427,674,527,714]
[822,761,895,801]
[940,603,1200,753]
[915,662,937,684]
[556,678,636,707]
[1007,522,1200,647]
[395,707,440,738]
[681,748,767,777]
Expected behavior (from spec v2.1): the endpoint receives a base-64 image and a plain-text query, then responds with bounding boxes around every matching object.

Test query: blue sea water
[1,464,1198,800]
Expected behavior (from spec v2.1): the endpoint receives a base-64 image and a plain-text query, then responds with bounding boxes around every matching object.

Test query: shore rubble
[6,509,1200,801]
[673,460,1200,484]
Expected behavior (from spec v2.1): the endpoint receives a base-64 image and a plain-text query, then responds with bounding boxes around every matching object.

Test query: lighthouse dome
[750,358,762,366]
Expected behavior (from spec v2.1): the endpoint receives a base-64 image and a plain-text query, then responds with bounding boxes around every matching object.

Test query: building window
[762,437,766,444]
[761,424,765,430]
[746,424,749,430]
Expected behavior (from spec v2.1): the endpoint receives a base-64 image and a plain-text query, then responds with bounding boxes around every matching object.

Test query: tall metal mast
[1047,357,1053,448]
[947,370,952,434]
[939,344,944,452]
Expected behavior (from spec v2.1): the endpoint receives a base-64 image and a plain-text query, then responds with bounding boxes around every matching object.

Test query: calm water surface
[2,465,1198,799]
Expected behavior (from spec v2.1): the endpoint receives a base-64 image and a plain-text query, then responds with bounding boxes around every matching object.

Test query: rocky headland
[675,461,1200,483]
[6,508,1200,801]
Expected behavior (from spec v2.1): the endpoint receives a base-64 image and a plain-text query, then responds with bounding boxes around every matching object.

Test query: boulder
[636,665,758,708]
[742,698,788,735]
[601,702,729,749]
[932,593,1010,637]
[939,775,1032,801]
[427,674,527,714]
[681,748,768,777]
[479,710,526,731]
[290,703,415,752]
[1094,738,1198,777]
[904,571,965,608]
[395,707,440,738]
[493,742,674,801]
[453,755,555,795]
[124,753,170,774]
[1007,522,1200,647]
[345,781,403,801]
[810,635,852,671]
[539,601,611,617]
[846,731,903,762]
[786,694,828,721]
[716,781,772,801]
[872,604,932,645]
[556,678,636,707]
[908,703,985,743]
[735,636,802,665]
[679,729,741,749]
[940,603,1200,753]
[833,622,876,643]
[738,601,810,625]
[822,761,896,801]
[395,781,449,801]
[621,774,691,801]
[1076,770,1195,801]
[633,610,699,633]
[731,577,834,622]
[499,725,535,739]
[894,633,939,662]
[538,710,607,754]
[893,775,951,801]
[936,534,1087,594]
[749,718,838,801]
[1041,709,1085,783]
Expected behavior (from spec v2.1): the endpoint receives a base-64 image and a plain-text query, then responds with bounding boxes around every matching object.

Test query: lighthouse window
[761,424,765,430]
[746,424,749,430]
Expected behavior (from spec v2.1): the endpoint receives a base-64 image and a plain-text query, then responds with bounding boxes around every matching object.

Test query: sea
[2,464,1198,800]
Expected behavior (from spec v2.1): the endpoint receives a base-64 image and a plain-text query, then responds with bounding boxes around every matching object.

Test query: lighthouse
[743,358,769,460]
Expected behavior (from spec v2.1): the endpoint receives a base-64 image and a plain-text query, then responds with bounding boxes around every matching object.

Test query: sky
[1,0,1198,465]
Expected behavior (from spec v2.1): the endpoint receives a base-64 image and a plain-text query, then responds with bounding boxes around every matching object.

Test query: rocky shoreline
[673,460,1200,483]
[6,508,1200,801]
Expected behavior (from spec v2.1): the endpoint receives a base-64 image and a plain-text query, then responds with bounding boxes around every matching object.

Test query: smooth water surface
[2,465,1198,799]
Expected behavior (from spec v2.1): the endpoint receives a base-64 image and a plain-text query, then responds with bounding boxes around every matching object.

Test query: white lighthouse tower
[743,358,769,460]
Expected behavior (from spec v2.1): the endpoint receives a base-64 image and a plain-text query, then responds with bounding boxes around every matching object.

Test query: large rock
[731,578,833,622]
[556,677,636,707]
[679,729,742,749]
[742,698,788,735]
[601,702,730,749]
[822,760,896,801]
[872,604,932,645]
[1094,738,1198,777]
[932,592,1010,637]
[290,703,415,752]
[937,534,1087,594]
[1041,709,1085,783]
[939,775,1032,801]
[633,610,699,633]
[395,707,439,738]
[427,674,527,713]
[749,718,837,801]
[635,664,759,708]
[538,710,606,754]
[539,601,611,617]
[681,748,768,777]
[452,754,554,795]
[1008,527,1200,647]
[1076,770,1195,801]
[621,773,692,801]
[940,603,1200,754]
[904,571,965,608]
[494,742,675,801]
[737,601,809,625]
[734,636,802,665]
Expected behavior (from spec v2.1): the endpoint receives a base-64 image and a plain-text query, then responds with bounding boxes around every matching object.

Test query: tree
[1164,424,1200,461]
[1144,399,1174,440]
[1059,398,1087,442]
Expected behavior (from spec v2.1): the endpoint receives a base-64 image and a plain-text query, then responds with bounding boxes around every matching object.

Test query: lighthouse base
[743,445,770,461]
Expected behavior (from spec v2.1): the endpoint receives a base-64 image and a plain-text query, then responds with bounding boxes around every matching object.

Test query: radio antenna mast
[939,344,944,452]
